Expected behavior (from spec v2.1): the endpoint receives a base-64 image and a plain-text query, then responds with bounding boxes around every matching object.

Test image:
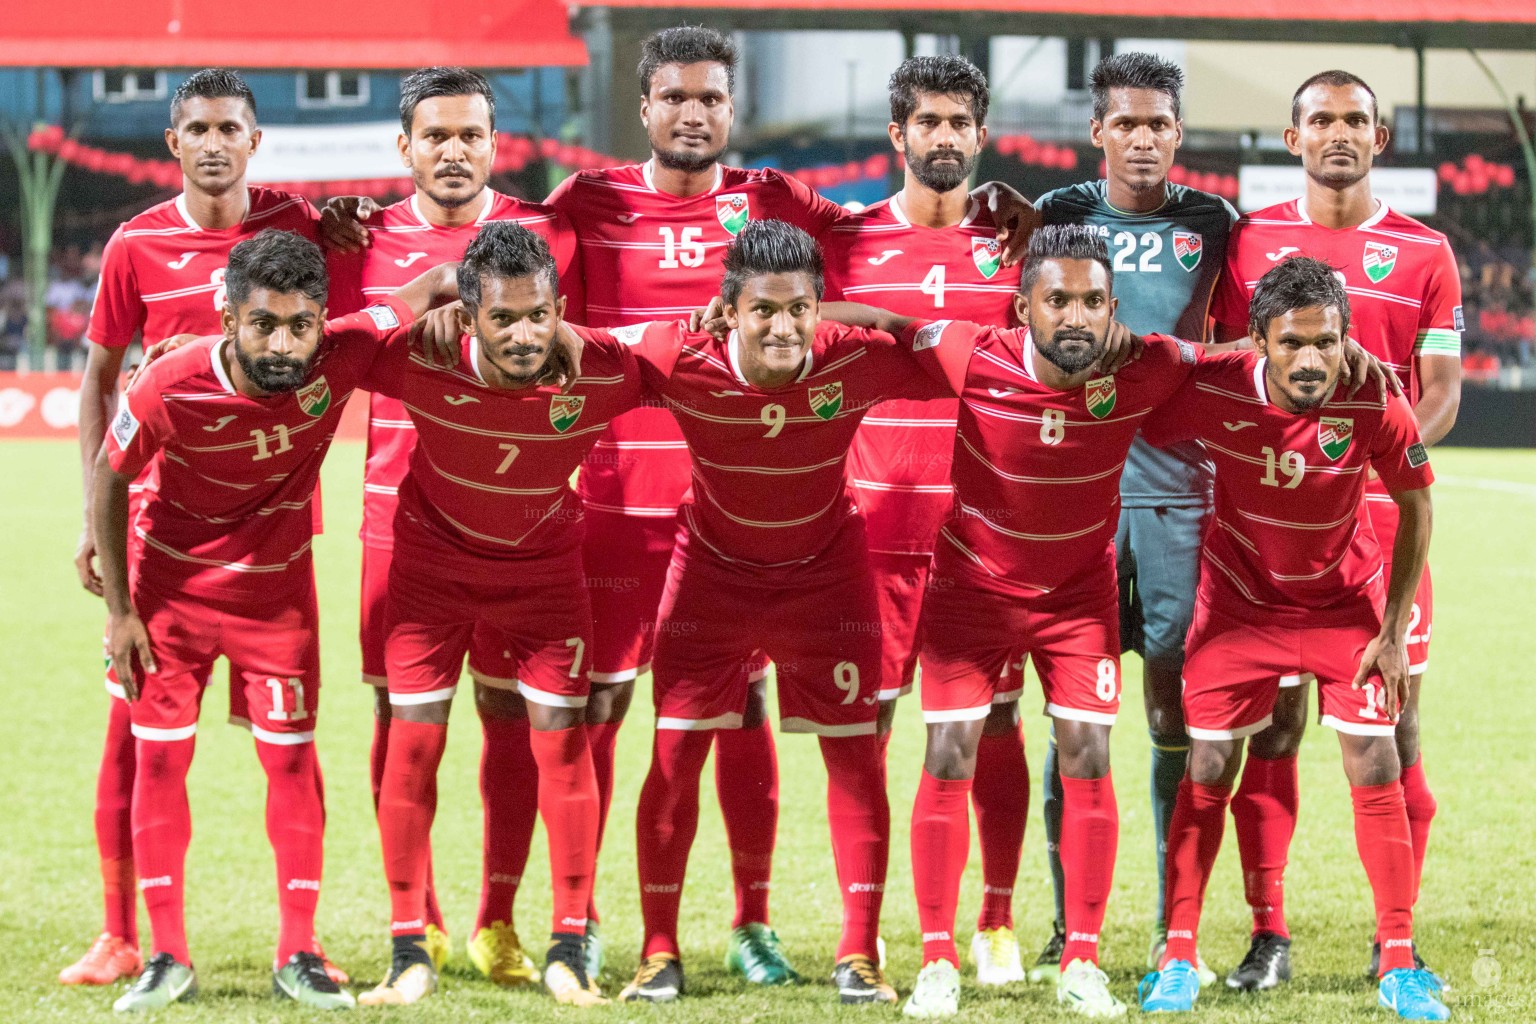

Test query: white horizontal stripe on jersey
[136,526,312,574]
[957,499,1106,542]
[1267,541,1357,582]
[847,478,953,493]
[1193,381,1265,406]
[181,412,330,455]
[369,419,415,429]
[363,483,399,496]
[403,400,610,441]
[1362,226,1442,246]
[567,176,653,196]
[969,400,1149,429]
[581,500,679,516]
[860,417,958,427]
[164,392,237,402]
[1235,504,1357,531]
[141,282,222,303]
[663,395,828,427]
[937,527,1055,594]
[807,347,869,379]
[974,347,1030,380]
[159,454,258,491]
[1203,549,1266,603]
[584,238,731,252]
[587,304,695,316]
[681,507,826,568]
[591,440,689,450]
[428,495,566,548]
[1202,439,1366,476]
[244,198,310,225]
[419,450,565,497]
[678,344,736,377]
[122,226,200,237]
[956,431,1123,485]
[160,496,312,525]
[693,451,846,476]
[694,477,842,529]
[839,282,1017,295]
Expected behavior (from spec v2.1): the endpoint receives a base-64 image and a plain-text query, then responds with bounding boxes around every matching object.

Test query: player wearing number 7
[1136,257,1446,1022]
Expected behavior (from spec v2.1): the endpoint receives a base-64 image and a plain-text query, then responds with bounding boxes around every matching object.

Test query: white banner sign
[247,121,408,183]
[1238,166,1438,216]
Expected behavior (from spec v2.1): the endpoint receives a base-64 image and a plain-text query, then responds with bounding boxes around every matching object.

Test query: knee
[1186,743,1231,786]
[923,723,980,780]
[585,681,632,725]
[1056,727,1111,780]
[1394,710,1421,764]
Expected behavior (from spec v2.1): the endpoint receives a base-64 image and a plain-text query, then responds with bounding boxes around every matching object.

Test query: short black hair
[1019,224,1112,297]
[223,230,328,309]
[638,26,738,96]
[888,55,990,129]
[1249,255,1351,339]
[399,66,497,136]
[458,221,559,313]
[720,219,824,307]
[171,68,256,128]
[1291,69,1379,126]
[1089,51,1183,123]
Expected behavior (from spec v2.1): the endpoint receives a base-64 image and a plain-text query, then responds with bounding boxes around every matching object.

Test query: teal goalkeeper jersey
[1038,180,1237,507]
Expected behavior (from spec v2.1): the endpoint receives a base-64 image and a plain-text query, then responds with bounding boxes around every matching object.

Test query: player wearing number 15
[91,230,456,1013]
[1136,257,1445,1022]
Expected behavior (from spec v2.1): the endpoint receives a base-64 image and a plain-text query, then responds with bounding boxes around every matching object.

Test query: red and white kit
[548,162,844,681]
[610,317,943,733]
[106,296,412,738]
[361,328,643,708]
[822,195,1019,698]
[1212,199,1459,673]
[88,186,319,715]
[1142,350,1435,738]
[899,319,1200,724]
[326,191,583,685]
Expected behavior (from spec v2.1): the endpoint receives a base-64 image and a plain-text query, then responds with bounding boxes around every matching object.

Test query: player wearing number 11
[1136,257,1445,1022]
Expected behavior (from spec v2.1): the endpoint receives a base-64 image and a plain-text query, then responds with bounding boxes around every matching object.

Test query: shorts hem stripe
[991,687,1023,704]
[1319,714,1398,737]
[1278,673,1305,688]
[779,717,877,737]
[1187,714,1274,741]
[389,685,457,706]
[131,723,197,742]
[516,681,588,709]
[876,685,909,701]
[228,715,251,730]
[467,668,521,692]
[361,672,388,687]
[747,666,769,684]
[105,680,128,701]
[590,666,644,685]
[250,723,316,745]
[657,712,744,731]
[1409,661,1428,676]
[922,705,991,724]
[1045,702,1118,726]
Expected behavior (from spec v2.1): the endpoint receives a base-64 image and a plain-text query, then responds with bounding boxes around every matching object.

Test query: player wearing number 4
[91,230,460,1012]
[1137,257,1447,1022]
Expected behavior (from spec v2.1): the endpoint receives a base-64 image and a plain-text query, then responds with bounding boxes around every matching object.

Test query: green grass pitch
[3,440,1534,1022]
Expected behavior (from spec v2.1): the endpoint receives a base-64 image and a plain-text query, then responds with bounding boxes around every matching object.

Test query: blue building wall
[0,67,568,141]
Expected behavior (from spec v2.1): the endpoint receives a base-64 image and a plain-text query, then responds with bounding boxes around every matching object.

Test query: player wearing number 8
[1135,257,1444,1021]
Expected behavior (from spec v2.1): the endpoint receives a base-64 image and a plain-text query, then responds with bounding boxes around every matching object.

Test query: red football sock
[96,697,138,943]
[1231,753,1297,937]
[1059,773,1118,966]
[1352,781,1415,975]
[1400,758,1437,905]
[369,711,389,811]
[476,714,539,932]
[972,727,1028,932]
[1162,778,1231,967]
[377,719,447,937]
[820,734,889,961]
[911,770,972,967]
[529,725,600,937]
[636,729,713,957]
[715,722,778,928]
[131,735,196,965]
[878,726,894,787]
[585,719,622,924]
[256,739,325,964]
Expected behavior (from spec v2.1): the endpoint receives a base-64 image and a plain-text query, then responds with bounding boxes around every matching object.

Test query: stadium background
[2,2,1534,1020]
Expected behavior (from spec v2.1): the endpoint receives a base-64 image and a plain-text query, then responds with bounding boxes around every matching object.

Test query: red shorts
[1366,497,1433,675]
[384,555,593,710]
[918,560,1121,726]
[651,520,881,736]
[581,509,676,684]
[361,542,507,688]
[871,551,930,701]
[1183,598,1396,739]
[127,578,321,744]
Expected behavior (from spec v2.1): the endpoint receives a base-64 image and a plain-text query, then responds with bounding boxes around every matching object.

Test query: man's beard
[1033,325,1104,376]
[415,164,486,210]
[653,139,726,174]
[906,141,975,193]
[236,346,312,393]
[1312,149,1370,189]
[1272,364,1332,409]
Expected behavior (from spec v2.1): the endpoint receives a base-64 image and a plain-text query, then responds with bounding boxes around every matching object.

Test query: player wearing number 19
[67,69,320,988]
[1137,257,1447,1022]
[91,229,458,1012]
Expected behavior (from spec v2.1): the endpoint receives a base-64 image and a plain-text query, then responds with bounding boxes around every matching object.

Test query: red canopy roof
[0,0,587,69]
[580,0,1527,20]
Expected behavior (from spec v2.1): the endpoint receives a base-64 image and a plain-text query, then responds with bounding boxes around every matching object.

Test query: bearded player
[66,68,320,988]
[92,230,457,1011]
[326,65,584,984]
[1137,256,1447,1023]
[1209,70,1461,987]
[820,54,1031,986]
[1032,52,1234,986]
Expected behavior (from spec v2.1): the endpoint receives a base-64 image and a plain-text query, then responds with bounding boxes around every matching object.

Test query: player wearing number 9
[1135,256,1442,1019]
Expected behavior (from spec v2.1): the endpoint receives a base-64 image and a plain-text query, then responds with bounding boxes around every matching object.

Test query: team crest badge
[1172,231,1203,272]
[549,394,586,433]
[809,381,844,420]
[1363,241,1397,284]
[1318,416,1354,461]
[971,237,1002,279]
[296,377,331,418]
[1085,376,1116,419]
[716,193,751,236]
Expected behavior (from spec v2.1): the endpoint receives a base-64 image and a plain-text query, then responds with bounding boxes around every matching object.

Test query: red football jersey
[1210,199,1462,405]
[1142,349,1433,624]
[364,328,644,584]
[547,161,846,519]
[902,319,1200,596]
[88,187,320,349]
[327,191,585,548]
[822,194,1020,555]
[107,297,414,600]
[610,318,944,567]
